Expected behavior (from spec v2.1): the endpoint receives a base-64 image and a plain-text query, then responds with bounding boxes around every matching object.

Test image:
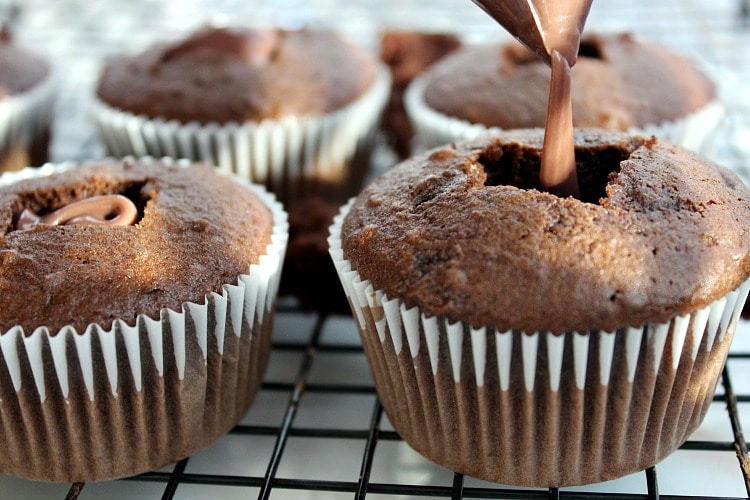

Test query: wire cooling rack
[6,307,750,499]
[2,0,750,499]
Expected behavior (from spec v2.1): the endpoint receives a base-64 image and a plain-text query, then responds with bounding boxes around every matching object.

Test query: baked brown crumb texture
[379,30,461,158]
[421,33,715,130]
[96,26,377,125]
[0,158,273,333]
[343,128,750,334]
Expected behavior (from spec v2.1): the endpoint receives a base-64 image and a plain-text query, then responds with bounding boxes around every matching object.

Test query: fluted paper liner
[0,70,57,168]
[404,67,725,157]
[0,161,289,482]
[329,201,750,487]
[91,66,391,204]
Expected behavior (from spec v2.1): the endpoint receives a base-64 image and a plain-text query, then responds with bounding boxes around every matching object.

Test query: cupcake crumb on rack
[378,30,461,159]
[281,195,350,314]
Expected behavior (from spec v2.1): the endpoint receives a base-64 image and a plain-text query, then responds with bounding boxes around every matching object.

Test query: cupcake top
[0,158,274,333]
[0,27,50,98]
[342,129,750,334]
[96,25,379,124]
[419,33,716,130]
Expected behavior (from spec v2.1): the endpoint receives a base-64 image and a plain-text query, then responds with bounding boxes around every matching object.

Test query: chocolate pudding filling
[11,182,147,230]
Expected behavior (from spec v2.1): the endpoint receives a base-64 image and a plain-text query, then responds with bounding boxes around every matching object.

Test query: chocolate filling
[11,181,148,231]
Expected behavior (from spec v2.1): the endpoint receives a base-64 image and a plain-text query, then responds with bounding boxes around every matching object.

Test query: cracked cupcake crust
[342,129,750,334]
[0,159,273,333]
[420,33,716,131]
[96,26,378,124]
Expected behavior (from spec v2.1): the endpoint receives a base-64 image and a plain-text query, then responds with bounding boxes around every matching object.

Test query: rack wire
[44,307,750,500]
[1,0,750,498]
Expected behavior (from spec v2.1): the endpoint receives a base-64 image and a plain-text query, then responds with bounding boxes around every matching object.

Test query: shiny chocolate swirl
[16,194,138,230]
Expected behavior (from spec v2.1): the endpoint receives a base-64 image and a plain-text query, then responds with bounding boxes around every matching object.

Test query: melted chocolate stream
[16,194,138,230]
[541,50,578,197]
[469,0,593,198]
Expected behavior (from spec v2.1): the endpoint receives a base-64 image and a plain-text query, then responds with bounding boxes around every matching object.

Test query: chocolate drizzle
[15,194,139,230]
[469,0,593,198]
[540,49,577,197]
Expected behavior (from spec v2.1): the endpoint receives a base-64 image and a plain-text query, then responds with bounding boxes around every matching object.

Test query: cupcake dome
[330,129,750,486]
[0,27,57,172]
[406,33,723,155]
[0,158,288,482]
[92,25,390,203]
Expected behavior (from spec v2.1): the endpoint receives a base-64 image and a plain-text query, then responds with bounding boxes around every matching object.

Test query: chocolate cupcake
[92,25,390,204]
[0,157,288,482]
[405,33,722,155]
[0,27,57,172]
[329,129,750,486]
[378,30,462,159]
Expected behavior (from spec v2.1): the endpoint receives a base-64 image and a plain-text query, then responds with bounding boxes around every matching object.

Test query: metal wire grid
[36,304,748,500]
[0,1,748,498]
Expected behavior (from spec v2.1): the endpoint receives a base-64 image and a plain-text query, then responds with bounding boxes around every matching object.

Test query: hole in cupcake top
[478,140,635,204]
[12,181,148,231]
[503,36,604,66]
[577,39,604,60]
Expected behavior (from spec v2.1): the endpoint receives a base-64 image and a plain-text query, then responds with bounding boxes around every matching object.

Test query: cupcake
[0,157,288,482]
[92,25,390,204]
[0,26,57,172]
[405,33,723,155]
[329,129,750,486]
[378,30,462,159]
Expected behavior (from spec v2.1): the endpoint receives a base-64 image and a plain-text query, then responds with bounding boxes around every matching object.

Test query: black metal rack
[47,304,750,500]
[1,0,749,498]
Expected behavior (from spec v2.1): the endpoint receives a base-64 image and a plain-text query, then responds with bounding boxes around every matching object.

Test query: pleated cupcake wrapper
[404,72,725,157]
[0,70,58,163]
[0,160,289,482]
[90,65,391,203]
[328,201,750,487]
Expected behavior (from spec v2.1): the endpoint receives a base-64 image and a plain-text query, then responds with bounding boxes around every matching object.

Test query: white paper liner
[0,159,289,482]
[404,68,725,157]
[90,65,391,203]
[328,199,750,487]
[0,69,58,166]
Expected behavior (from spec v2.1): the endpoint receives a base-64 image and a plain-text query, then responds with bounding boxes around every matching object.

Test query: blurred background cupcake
[329,129,750,486]
[377,30,462,160]
[91,23,390,205]
[405,33,723,157]
[0,157,287,482]
[0,23,57,172]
